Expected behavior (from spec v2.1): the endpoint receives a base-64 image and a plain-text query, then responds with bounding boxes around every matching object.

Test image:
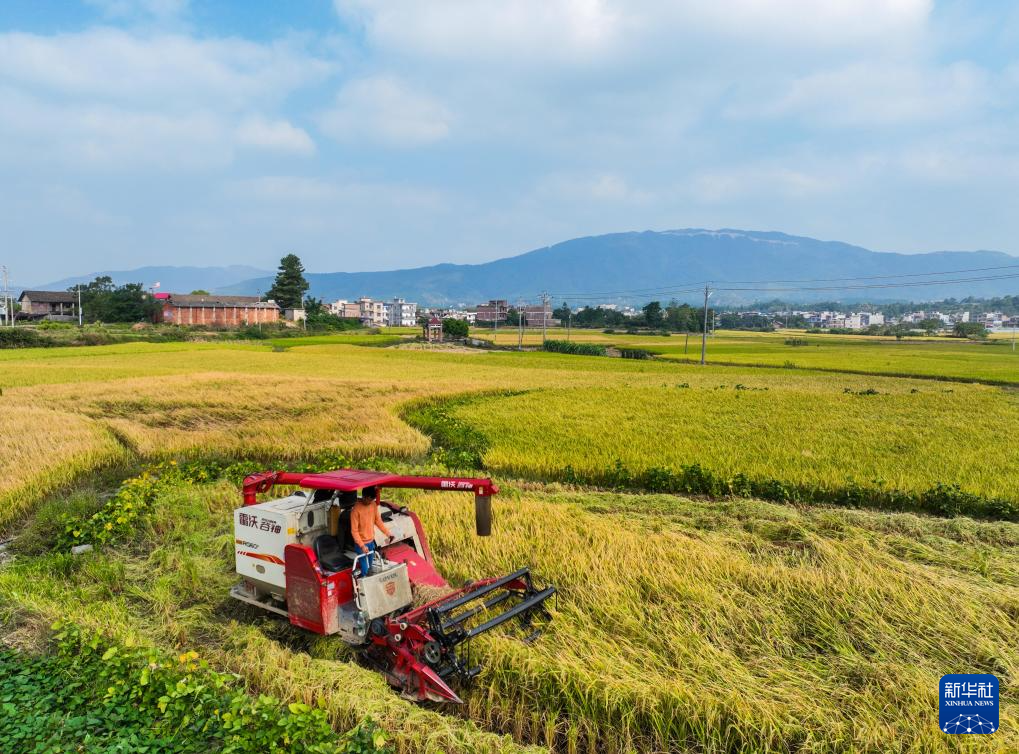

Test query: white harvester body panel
[233,494,331,599]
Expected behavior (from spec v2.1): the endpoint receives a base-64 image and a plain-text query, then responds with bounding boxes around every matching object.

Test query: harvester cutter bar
[431,567,531,615]
[424,567,555,648]
[463,586,556,640]
[440,590,513,633]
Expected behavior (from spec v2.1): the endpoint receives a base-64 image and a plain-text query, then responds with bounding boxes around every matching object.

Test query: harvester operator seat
[313,534,349,573]
[313,491,358,573]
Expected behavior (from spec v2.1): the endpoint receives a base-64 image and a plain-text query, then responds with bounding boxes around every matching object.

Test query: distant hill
[36,265,270,294]
[220,229,1019,306]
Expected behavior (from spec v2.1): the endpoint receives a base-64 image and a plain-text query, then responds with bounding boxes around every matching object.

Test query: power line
[543,262,1019,301]
[709,262,1019,286]
[714,272,1019,293]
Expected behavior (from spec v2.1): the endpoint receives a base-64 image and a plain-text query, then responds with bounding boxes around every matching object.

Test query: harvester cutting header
[230,468,555,703]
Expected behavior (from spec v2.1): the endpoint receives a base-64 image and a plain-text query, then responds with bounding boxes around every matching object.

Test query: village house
[329,300,362,318]
[476,299,508,323]
[17,290,78,321]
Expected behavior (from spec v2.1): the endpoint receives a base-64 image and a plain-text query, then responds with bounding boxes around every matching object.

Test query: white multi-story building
[438,308,477,324]
[383,298,418,327]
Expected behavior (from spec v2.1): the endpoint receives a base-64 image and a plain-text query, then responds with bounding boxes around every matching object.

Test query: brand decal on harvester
[939,674,998,734]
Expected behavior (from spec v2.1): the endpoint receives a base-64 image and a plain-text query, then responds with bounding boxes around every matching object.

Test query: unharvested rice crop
[444,383,1019,507]
[474,328,1019,384]
[0,406,128,530]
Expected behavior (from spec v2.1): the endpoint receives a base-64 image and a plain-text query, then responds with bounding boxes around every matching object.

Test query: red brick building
[476,299,508,323]
[156,293,279,326]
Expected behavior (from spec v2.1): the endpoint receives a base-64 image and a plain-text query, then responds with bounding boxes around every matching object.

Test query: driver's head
[360,486,376,504]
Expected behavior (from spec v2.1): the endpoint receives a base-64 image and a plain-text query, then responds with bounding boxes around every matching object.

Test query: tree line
[547,301,716,332]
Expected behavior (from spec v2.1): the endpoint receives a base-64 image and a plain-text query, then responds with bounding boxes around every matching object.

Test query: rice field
[442,382,1019,505]
[475,328,1019,384]
[1,338,1017,752]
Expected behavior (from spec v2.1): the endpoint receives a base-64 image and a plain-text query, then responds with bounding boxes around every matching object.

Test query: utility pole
[77,284,83,327]
[0,266,8,327]
[541,292,549,344]
[566,305,572,341]
[700,284,711,365]
[517,298,524,350]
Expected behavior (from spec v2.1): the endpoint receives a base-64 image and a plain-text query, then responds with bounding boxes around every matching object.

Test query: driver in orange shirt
[350,486,393,576]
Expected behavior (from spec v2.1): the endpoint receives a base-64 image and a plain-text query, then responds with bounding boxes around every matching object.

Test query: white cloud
[84,0,189,23]
[236,117,315,155]
[745,61,989,126]
[223,176,447,209]
[692,164,836,203]
[536,172,654,203]
[317,76,450,147]
[337,0,932,68]
[0,28,330,170]
[0,28,331,110]
[0,87,231,169]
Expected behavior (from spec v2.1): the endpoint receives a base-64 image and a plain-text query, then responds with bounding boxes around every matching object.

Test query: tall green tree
[266,253,309,310]
[442,318,469,338]
[72,276,158,323]
[642,300,664,327]
[953,322,988,339]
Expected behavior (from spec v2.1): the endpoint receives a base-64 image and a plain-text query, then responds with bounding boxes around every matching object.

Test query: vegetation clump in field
[0,622,390,753]
[542,339,607,356]
[0,329,50,348]
[618,347,654,359]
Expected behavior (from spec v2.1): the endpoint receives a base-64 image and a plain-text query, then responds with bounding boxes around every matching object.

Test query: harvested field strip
[5,471,1017,752]
[0,477,537,754]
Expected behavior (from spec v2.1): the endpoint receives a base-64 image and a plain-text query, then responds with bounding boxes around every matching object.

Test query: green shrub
[72,330,115,346]
[0,622,391,754]
[0,329,49,348]
[442,318,469,339]
[542,339,606,356]
[56,450,385,551]
[619,347,653,360]
[236,324,271,340]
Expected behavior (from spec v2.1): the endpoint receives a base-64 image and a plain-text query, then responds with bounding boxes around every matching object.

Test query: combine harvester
[230,469,555,703]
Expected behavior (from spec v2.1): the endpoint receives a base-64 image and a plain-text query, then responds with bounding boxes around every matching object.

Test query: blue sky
[3,0,1019,285]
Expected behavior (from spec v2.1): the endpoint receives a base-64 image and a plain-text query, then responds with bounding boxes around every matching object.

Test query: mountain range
[39,230,1019,306]
[37,265,270,294]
